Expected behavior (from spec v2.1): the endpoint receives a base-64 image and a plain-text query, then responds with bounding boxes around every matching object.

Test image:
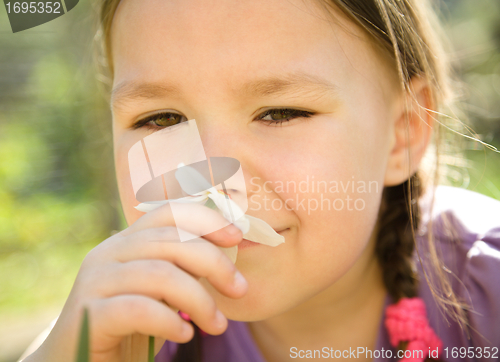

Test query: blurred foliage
[0,0,498,349]
[438,0,500,197]
[0,0,125,318]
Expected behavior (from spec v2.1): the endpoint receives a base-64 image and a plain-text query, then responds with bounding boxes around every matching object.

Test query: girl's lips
[238,228,289,250]
[238,238,260,250]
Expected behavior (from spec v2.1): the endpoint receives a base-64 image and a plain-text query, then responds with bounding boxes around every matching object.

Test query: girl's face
[111,0,402,320]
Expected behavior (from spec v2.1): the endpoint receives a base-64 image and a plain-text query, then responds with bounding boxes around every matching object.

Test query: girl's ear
[384,77,435,187]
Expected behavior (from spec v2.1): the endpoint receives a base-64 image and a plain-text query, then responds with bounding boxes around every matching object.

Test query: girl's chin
[214,290,293,322]
[220,304,279,322]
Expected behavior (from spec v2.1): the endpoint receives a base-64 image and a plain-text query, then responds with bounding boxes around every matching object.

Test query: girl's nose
[195,117,245,160]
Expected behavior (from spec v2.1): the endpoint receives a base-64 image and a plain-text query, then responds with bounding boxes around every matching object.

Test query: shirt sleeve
[460,226,500,351]
[417,186,500,360]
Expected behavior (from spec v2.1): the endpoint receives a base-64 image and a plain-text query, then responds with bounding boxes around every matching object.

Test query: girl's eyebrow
[111,71,340,112]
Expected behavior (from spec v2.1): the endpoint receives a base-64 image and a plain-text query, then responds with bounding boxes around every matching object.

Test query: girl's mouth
[238,238,260,250]
[238,228,289,250]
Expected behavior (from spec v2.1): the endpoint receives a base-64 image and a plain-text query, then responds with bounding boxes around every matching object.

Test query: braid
[376,174,443,362]
[375,173,421,302]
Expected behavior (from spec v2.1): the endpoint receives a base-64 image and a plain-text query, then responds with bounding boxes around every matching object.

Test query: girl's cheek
[114,135,144,226]
[116,165,142,226]
[262,119,385,242]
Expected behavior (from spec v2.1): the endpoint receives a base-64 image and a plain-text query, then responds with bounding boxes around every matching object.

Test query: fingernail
[234,218,250,234]
[181,322,192,337]
[233,270,247,289]
[214,310,226,328]
[225,225,241,236]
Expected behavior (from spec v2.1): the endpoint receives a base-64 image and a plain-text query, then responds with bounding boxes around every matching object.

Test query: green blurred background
[0,1,499,361]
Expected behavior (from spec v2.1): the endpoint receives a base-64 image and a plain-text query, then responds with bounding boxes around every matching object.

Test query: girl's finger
[98,228,247,299]
[90,259,231,335]
[89,295,194,349]
[119,202,242,246]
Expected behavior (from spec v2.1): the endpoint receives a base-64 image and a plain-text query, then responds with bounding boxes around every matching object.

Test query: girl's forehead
[110,0,397,108]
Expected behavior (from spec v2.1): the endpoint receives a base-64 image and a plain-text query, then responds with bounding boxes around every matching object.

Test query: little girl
[21,0,500,361]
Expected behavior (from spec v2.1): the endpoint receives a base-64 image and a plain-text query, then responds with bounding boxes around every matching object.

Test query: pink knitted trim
[385,297,443,361]
[179,311,208,337]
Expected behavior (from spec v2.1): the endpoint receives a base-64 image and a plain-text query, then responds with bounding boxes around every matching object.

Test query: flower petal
[233,216,250,234]
[208,191,246,222]
[134,200,169,212]
[135,195,208,212]
[175,163,212,195]
[218,245,238,264]
[243,215,285,246]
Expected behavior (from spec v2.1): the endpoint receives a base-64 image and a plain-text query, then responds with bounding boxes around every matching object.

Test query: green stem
[75,308,90,362]
[148,335,155,362]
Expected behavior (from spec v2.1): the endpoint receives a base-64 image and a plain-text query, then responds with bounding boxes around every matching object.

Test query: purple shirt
[156,186,500,361]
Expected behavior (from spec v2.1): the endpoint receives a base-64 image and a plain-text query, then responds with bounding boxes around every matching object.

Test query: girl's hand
[22,202,248,362]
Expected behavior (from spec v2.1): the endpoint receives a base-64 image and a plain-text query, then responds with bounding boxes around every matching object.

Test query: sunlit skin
[108,0,433,360]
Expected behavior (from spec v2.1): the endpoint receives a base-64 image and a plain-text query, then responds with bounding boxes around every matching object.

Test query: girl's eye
[256,108,315,126]
[131,107,314,131]
[132,112,187,130]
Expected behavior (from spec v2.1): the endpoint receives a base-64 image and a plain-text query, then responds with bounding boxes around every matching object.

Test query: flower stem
[148,336,155,362]
[75,308,89,362]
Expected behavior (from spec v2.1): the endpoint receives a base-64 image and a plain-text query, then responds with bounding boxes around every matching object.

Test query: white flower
[135,163,285,262]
